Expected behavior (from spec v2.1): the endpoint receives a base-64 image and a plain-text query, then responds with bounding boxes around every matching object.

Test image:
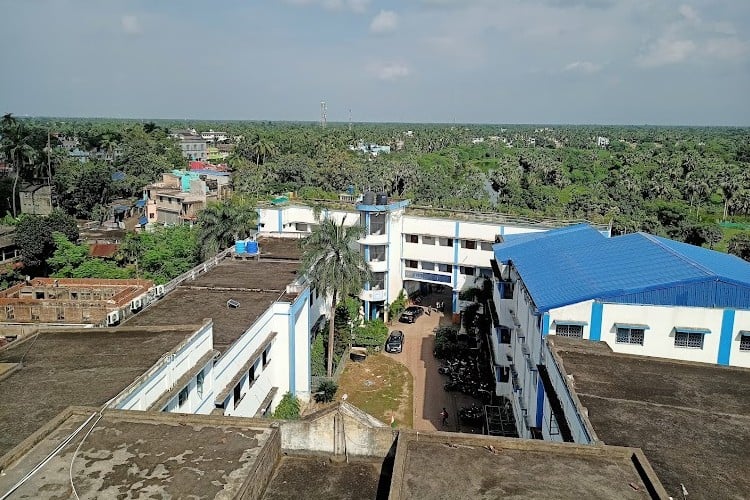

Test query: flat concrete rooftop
[389,430,664,499]
[127,260,301,353]
[0,409,277,499]
[256,236,303,261]
[0,326,199,458]
[551,337,750,500]
[262,456,387,500]
[190,259,300,291]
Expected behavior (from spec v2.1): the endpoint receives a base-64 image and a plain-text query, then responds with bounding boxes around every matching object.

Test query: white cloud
[563,61,601,74]
[284,0,369,13]
[366,62,410,81]
[121,15,141,35]
[678,4,700,23]
[370,10,399,34]
[637,38,696,67]
[703,37,750,61]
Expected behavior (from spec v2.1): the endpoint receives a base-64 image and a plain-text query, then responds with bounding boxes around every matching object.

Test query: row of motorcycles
[438,356,493,402]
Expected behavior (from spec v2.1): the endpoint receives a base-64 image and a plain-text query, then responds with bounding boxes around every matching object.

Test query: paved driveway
[385,308,461,431]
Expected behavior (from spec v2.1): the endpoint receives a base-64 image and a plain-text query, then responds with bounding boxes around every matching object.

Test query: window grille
[616,328,645,345]
[675,332,704,349]
[556,324,583,338]
[740,335,750,352]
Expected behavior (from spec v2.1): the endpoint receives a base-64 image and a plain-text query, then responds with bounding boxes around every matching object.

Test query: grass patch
[336,353,413,428]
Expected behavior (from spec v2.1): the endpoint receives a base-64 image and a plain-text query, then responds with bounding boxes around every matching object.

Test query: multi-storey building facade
[488,224,750,439]
[256,197,595,320]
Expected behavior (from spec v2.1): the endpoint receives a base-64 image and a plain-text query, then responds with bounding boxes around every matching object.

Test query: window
[498,327,511,345]
[461,240,477,250]
[56,308,65,321]
[421,262,435,271]
[436,263,452,273]
[480,241,494,251]
[248,362,256,383]
[556,324,583,338]
[31,307,40,321]
[263,345,271,367]
[675,332,704,349]
[502,282,514,299]
[233,380,243,409]
[405,259,418,269]
[82,310,91,322]
[197,370,204,398]
[178,386,189,407]
[422,236,435,245]
[149,212,155,219]
[438,237,453,247]
[406,234,418,244]
[5,306,13,320]
[549,414,560,436]
[741,334,750,352]
[460,266,475,276]
[616,327,645,345]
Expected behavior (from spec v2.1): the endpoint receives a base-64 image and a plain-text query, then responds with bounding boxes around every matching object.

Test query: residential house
[19,183,53,215]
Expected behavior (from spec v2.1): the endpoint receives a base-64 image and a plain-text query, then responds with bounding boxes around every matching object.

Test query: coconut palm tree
[300,217,371,377]
[197,198,257,259]
[1,117,38,217]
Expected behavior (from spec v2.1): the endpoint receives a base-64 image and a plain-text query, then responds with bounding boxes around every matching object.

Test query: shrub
[272,392,301,420]
[387,290,407,321]
[314,380,338,403]
[433,326,459,359]
[311,333,326,377]
[353,320,388,350]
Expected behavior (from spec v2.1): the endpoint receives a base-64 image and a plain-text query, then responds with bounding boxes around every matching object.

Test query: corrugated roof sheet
[493,225,750,312]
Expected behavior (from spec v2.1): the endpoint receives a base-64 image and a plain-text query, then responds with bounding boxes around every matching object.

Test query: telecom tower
[320,101,327,128]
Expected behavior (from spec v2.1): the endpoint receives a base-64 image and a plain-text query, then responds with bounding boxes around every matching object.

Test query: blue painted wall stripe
[535,376,545,429]
[277,209,283,233]
[541,313,550,337]
[718,309,735,366]
[589,302,604,341]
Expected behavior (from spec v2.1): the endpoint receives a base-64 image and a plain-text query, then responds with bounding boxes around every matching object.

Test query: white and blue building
[489,224,750,439]
[256,198,594,320]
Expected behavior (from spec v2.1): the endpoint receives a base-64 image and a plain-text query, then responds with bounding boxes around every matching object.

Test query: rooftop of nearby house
[127,260,301,353]
[0,278,153,307]
[389,430,665,499]
[0,326,200,458]
[549,336,750,500]
[0,409,277,499]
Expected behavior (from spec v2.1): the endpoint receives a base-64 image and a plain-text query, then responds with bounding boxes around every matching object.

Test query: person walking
[440,408,449,427]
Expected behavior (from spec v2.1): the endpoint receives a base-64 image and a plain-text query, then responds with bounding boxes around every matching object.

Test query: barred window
[616,328,644,345]
[739,335,750,352]
[675,332,704,349]
[556,324,583,338]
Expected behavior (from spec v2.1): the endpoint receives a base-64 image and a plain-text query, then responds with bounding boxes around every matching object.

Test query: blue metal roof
[493,225,750,312]
[135,199,146,208]
[138,216,148,226]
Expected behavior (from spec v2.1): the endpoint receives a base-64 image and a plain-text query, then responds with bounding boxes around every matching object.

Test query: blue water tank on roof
[246,241,259,254]
[235,241,246,253]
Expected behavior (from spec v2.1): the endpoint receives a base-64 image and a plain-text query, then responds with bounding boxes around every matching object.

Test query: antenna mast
[349,108,352,131]
[320,101,327,128]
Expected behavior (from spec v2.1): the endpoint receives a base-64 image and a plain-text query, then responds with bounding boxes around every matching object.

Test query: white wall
[550,301,738,366]
[112,322,215,414]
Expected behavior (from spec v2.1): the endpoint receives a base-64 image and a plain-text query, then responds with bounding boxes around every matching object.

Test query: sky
[0,0,749,125]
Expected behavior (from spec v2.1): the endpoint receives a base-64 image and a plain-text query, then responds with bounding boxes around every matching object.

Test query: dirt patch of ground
[335,353,414,428]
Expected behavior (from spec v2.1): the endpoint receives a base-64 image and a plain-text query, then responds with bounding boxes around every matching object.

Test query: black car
[399,306,424,324]
[385,331,404,353]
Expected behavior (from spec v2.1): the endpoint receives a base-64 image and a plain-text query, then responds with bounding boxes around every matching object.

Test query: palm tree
[1,116,38,217]
[197,199,257,259]
[300,217,371,377]
[250,136,277,166]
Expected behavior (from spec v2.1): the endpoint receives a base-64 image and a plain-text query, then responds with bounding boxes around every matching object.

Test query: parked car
[385,331,404,353]
[399,306,424,324]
